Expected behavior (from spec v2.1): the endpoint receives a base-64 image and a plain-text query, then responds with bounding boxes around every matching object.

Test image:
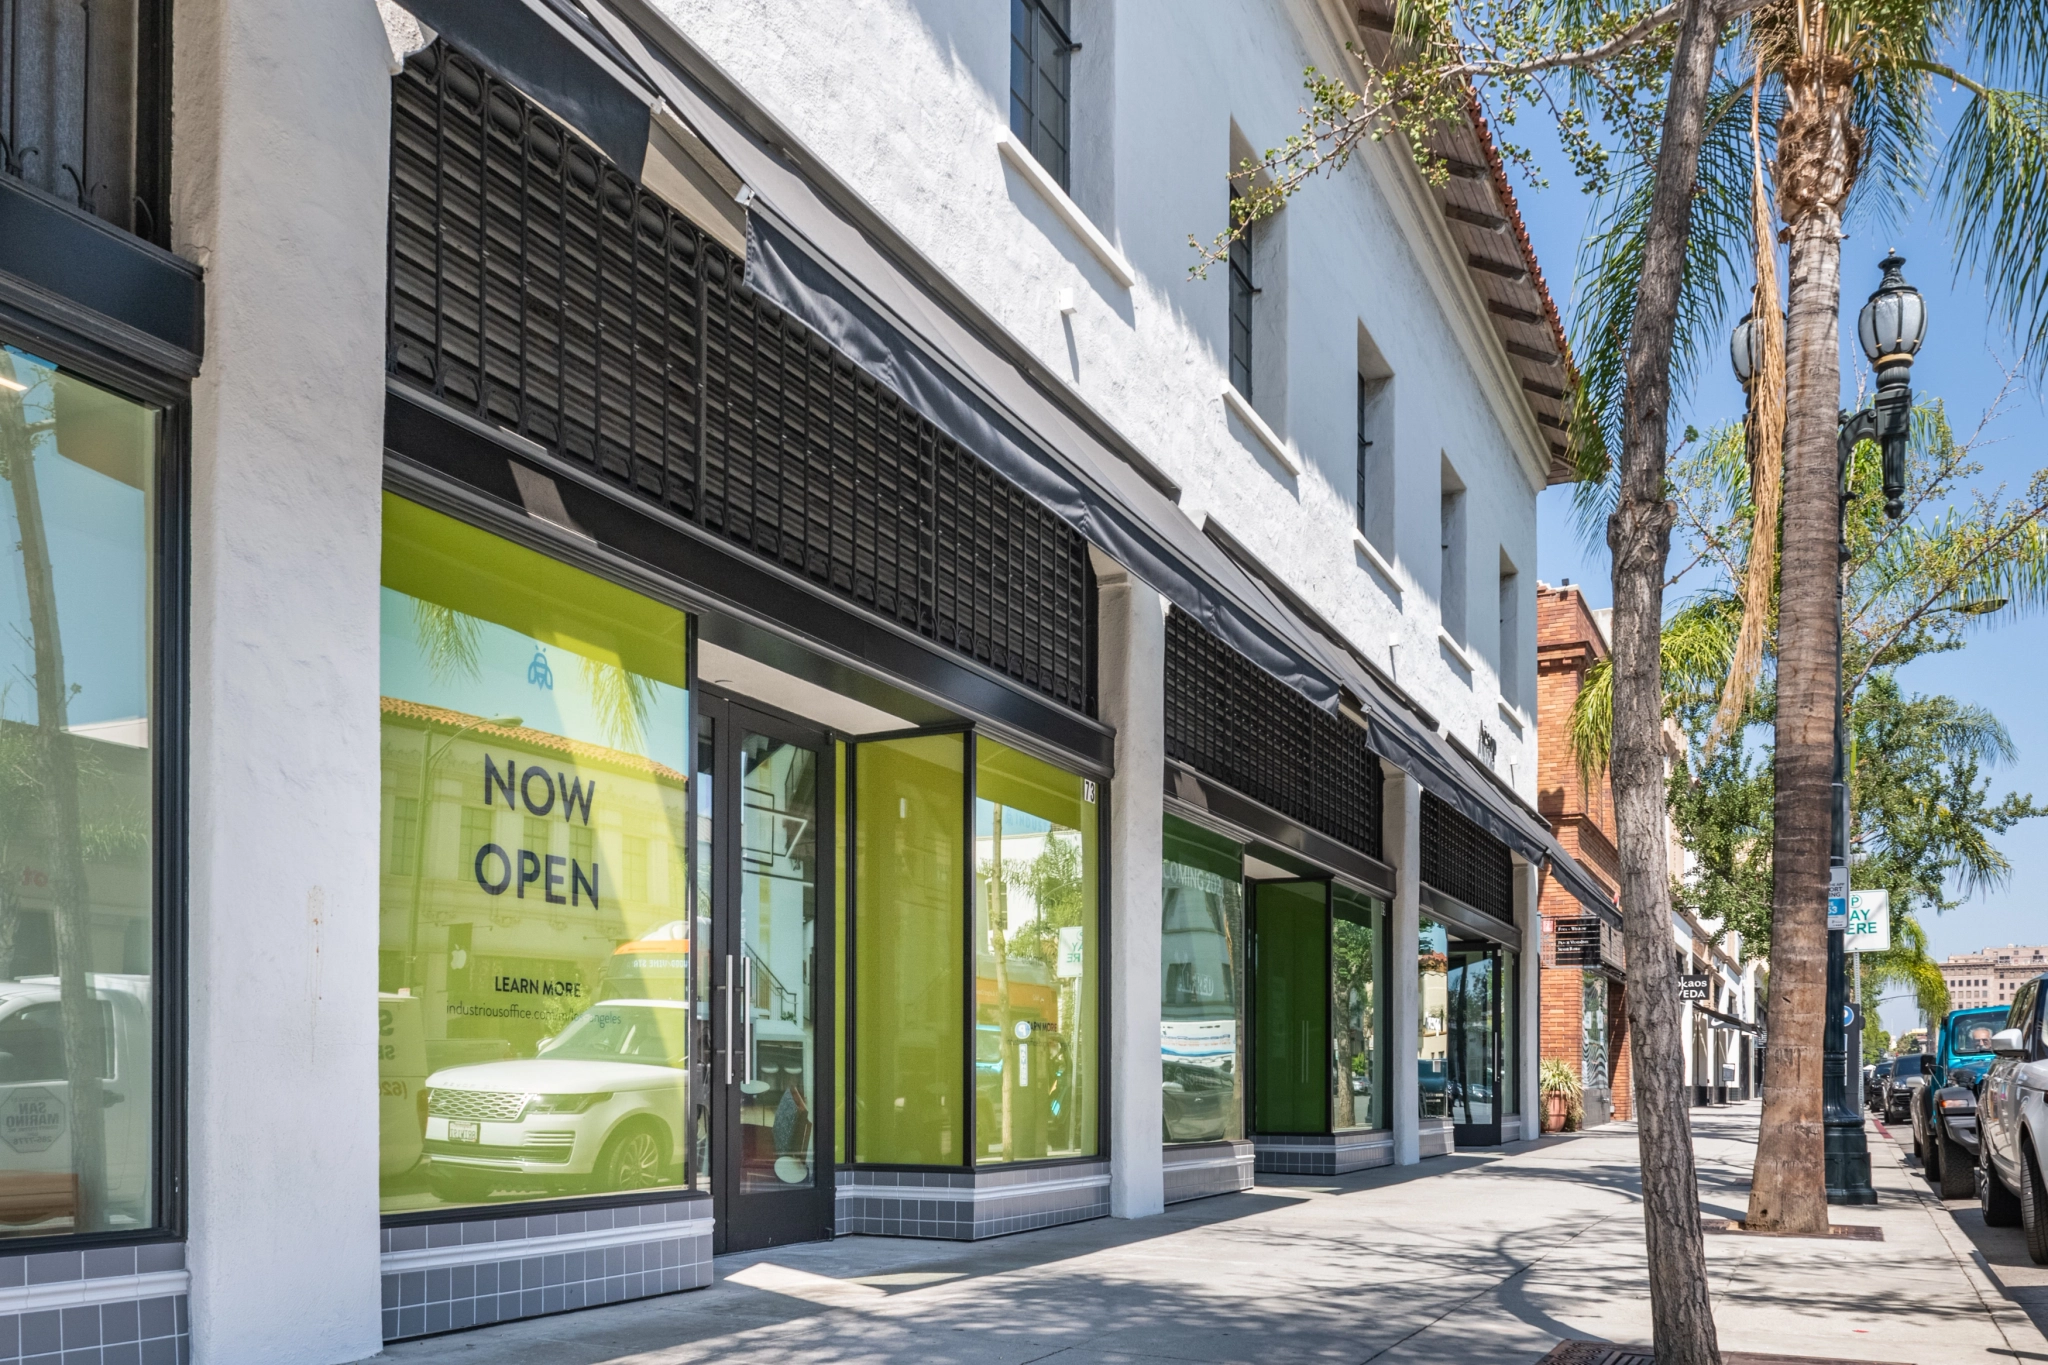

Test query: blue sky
[1498,88,2048,1036]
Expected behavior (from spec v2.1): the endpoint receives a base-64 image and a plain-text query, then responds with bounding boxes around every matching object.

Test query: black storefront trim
[384,389,1113,772]
[0,297,192,1258]
[1420,885,1522,950]
[1163,762,1395,900]
[0,177,202,374]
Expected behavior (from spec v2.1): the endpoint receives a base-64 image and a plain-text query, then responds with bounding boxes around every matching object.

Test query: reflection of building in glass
[1162,816,1245,1144]
[1419,921,1449,1119]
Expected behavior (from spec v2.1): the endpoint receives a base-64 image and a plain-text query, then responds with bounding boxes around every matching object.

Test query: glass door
[1446,943,1502,1146]
[702,695,835,1252]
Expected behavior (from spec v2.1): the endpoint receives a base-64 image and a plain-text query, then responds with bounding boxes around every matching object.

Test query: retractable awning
[583,0,1347,714]
[444,0,1614,919]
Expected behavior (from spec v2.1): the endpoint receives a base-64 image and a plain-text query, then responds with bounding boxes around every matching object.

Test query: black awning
[402,0,653,169]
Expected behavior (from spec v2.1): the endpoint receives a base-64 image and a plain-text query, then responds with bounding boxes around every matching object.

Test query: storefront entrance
[1447,942,1505,1147]
[696,693,836,1253]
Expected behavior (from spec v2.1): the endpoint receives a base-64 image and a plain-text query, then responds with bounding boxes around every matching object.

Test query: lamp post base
[1825,1112,1876,1205]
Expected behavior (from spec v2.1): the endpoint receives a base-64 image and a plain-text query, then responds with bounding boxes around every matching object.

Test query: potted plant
[1540,1059,1582,1134]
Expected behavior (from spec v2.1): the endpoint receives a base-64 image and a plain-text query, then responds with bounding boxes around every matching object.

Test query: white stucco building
[0,0,1609,1359]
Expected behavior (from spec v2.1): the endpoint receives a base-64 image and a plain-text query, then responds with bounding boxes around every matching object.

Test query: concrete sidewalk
[367,1103,2048,1364]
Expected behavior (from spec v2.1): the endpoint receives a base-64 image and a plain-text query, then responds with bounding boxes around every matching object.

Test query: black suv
[1881,1052,1931,1123]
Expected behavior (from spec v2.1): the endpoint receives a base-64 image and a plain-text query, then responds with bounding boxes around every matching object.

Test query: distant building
[1940,945,2048,1011]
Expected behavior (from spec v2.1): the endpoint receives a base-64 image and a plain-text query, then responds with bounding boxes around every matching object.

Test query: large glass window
[0,348,159,1238]
[1419,918,1449,1120]
[1161,817,1245,1144]
[378,495,693,1214]
[1252,880,1328,1133]
[1502,950,1520,1117]
[974,740,1099,1163]
[851,733,965,1165]
[1331,887,1384,1131]
[1009,0,1073,189]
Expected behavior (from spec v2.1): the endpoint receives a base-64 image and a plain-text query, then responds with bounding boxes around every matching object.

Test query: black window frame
[1228,195,1254,400]
[0,315,190,1258]
[1356,374,1373,535]
[1009,0,1075,191]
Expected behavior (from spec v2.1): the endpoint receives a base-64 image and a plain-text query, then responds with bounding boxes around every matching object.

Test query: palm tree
[1572,0,2048,1231]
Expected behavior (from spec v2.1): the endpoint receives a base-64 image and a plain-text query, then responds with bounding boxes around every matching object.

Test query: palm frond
[410,601,482,684]
[1937,86,2048,370]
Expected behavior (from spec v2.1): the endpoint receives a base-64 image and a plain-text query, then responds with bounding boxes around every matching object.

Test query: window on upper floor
[1439,460,1467,645]
[1356,325,1395,557]
[1010,0,1074,191]
[2,0,170,245]
[1498,554,1520,707]
[1228,192,1255,401]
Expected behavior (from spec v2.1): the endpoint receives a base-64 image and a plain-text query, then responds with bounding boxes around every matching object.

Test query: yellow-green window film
[379,494,693,1214]
[852,733,966,1164]
[0,348,159,1238]
[1252,880,1329,1133]
[1331,886,1385,1131]
[973,740,1100,1164]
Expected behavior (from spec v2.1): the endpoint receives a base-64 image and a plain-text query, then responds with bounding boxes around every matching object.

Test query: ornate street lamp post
[1733,251,1922,1207]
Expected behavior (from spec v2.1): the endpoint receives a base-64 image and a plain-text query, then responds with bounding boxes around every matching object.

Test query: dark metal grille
[1420,790,1512,921]
[388,44,1094,713]
[1163,610,1382,860]
[1,0,171,244]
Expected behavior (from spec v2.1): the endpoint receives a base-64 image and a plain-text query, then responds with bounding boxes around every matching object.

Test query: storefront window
[1447,948,1497,1127]
[1331,887,1384,1130]
[0,348,158,1238]
[1161,816,1244,1143]
[1252,880,1328,1133]
[1419,918,1449,1120]
[1581,974,1608,1094]
[851,733,965,1164]
[378,494,693,1214]
[974,740,1099,1163]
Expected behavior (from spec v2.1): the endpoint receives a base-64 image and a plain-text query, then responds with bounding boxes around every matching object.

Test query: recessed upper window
[1228,194,1255,400]
[1010,0,1074,190]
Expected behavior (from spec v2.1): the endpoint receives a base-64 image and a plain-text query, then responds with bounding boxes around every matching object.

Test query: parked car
[1867,1057,1894,1111]
[1978,974,2048,1263]
[421,999,690,1204]
[1912,1005,2008,1199]
[1881,1052,1931,1123]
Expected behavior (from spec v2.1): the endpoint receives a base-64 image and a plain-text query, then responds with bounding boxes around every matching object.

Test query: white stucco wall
[173,0,392,1358]
[647,0,1547,797]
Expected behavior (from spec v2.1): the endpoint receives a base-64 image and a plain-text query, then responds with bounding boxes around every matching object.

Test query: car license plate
[448,1120,480,1144]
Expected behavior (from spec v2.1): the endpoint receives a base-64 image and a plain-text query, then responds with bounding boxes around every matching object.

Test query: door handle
[723,954,734,1085]
[744,957,757,1086]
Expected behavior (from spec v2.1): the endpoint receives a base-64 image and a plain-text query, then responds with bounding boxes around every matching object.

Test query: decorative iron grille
[1163,610,1382,860]
[1,0,171,243]
[1419,790,1512,921]
[388,44,1094,714]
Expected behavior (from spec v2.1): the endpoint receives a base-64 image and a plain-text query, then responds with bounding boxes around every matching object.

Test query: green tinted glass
[378,495,693,1214]
[1331,886,1384,1131]
[974,740,1099,1163]
[1162,815,1244,1143]
[0,348,158,1238]
[1253,880,1329,1133]
[852,733,965,1164]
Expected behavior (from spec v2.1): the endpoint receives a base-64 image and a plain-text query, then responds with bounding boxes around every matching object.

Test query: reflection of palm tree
[411,601,481,683]
[1,355,107,1229]
[581,657,653,754]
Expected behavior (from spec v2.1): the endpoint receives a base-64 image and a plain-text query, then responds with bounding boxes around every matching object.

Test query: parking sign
[1845,890,1891,954]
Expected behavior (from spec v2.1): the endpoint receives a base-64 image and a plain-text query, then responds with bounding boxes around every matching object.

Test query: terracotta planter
[1543,1093,1571,1133]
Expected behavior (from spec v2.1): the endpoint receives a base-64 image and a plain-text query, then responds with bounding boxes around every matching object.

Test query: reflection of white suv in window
[423,1000,688,1203]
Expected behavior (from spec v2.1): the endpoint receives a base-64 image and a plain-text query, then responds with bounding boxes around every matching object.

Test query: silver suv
[422,1000,689,1202]
[1978,974,2048,1264]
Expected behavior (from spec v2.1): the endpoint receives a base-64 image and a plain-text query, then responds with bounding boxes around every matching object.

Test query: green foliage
[1572,395,2048,966]
[1541,1056,1585,1096]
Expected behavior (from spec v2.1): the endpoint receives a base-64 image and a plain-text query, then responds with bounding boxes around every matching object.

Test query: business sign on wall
[1678,975,1712,1004]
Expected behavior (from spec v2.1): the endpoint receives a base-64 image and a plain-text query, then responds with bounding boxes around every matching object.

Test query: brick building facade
[1534,585,1631,1124]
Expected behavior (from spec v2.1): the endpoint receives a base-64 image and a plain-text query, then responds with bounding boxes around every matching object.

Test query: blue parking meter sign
[1828,866,1850,930]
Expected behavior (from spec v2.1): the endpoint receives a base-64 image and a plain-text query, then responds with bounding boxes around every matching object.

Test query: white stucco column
[1385,767,1422,1165]
[1516,859,1542,1134]
[174,1,392,1359]
[1096,556,1164,1218]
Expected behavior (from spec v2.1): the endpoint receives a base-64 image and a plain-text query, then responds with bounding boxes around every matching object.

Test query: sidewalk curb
[1869,1121,2048,1355]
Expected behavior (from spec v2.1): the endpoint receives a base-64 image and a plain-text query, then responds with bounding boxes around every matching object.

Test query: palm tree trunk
[1746,58,1858,1236]
[1606,0,1726,1358]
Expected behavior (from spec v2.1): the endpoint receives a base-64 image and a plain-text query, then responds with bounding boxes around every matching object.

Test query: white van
[0,974,152,1229]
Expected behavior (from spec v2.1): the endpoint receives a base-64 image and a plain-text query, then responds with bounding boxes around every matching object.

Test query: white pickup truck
[1976,972,2048,1264]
